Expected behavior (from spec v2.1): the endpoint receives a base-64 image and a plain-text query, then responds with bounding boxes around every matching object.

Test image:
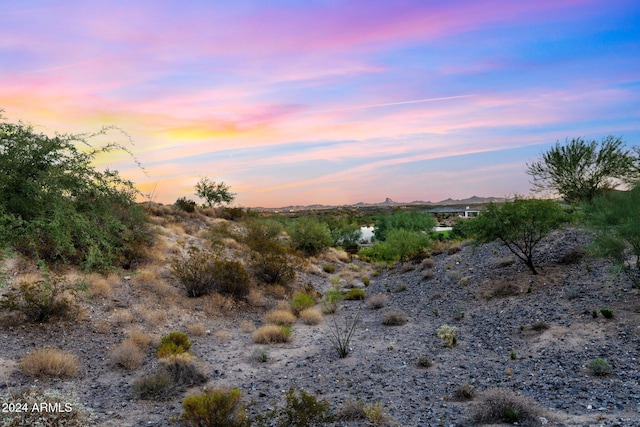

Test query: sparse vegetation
[417,355,433,368]
[327,308,360,358]
[367,293,388,309]
[110,339,145,370]
[275,388,334,427]
[299,307,323,325]
[181,387,249,427]
[252,324,292,344]
[600,308,614,319]
[290,291,316,315]
[381,310,408,326]
[452,382,476,401]
[472,388,543,425]
[157,332,192,358]
[19,348,80,379]
[588,357,612,376]
[436,324,458,347]
[344,288,366,300]
[264,309,297,326]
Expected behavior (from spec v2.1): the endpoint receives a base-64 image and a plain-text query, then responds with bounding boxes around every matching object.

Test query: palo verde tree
[587,185,640,287]
[195,177,236,207]
[526,136,639,204]
[0,112,153,271]
[469,198,569,275]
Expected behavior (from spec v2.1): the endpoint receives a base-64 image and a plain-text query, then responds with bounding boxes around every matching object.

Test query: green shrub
[276,388,334,427]
[361,277,370,286]
[0,118,153,271]
[322,264,336,273]
[600,308,614,319]
[0,275,79,323]
[287,218,332,256]
[251,253,296,286]
[469,197,569,275]
[373,210,436,241]
[588,357,612,376]
[171,247,251,299]
[416,355,432,368]
[321,288,343,314]
[174,197,197,213]
[157,332,192,358]
[290,291,315,315]
[0,386,92,427]
[181,388,249,427]
[344,288,366,301]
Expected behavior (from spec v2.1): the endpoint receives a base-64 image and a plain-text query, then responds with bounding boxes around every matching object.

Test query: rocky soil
[1,225,639,426]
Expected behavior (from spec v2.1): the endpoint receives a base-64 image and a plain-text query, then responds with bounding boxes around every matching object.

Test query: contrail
[304,94,475,114]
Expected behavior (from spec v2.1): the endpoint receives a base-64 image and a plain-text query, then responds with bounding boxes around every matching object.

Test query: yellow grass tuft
[126,329,152,349]
[239,320,255,333]
[186,322,207,337]
[20,348,80,378]
[299,308,323,325]
[264,309,296,326]
[85,273,112,298]
[252,324,291,344]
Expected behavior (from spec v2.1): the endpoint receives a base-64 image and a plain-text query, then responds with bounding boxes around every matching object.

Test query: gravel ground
[1,226,639,426]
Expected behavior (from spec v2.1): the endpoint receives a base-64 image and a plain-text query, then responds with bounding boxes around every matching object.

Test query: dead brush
[110,339,145,370]
[252,324,292,344]
[20,348,80,378]
[472,388,544,425]
[299,307,323,325]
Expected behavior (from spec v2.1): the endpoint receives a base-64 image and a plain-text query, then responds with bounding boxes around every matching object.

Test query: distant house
[460,206,480,218]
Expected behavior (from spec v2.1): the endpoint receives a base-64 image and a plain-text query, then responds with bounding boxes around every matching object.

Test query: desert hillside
[1,206,639,427]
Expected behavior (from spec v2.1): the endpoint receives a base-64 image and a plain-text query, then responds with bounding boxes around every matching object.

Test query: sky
[1,0,639,207]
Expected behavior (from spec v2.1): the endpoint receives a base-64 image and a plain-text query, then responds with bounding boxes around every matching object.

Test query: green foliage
[157,332,192,358]
[276,388,334,427]
[171,247,251,298]
[417,355,433,368]
[588,357,612,376]
[0,274,78,323]
[600,308,614,319]
[287,218,332,256]
[587,185,640,287]
[322,264,336,273]
[343,288,366,300]
[174,197,197,213]
[526,136,639,203]
[0,118,153,271]
[373,210,436,241]
[290,291,315,315]
[321,288,343,314]
[326,217,362,251]
[251,253,296,286]
[469,198,569,274]
[195,177,236,208]
[181,388,249,427]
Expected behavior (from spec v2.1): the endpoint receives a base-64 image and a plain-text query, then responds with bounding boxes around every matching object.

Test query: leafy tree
[587,185,640,287]
[0,115,152,270]
[195,177,235,207]
[469,198,569,274]
[373,210,436,241]
[385,229,430,264]
[287,217,332,256]
[326,217,362,251]
[526,136,639,204]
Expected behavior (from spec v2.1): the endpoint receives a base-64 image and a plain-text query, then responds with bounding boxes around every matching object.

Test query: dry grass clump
[111,308,135,325]
[381,310,408,326]
[319,247,350,264]
[247,288,266,307]
[299,307,323,325]
[252,324,292,344]
[214,329,232,341]
[431,241,448,255]
[203,293,235,316]
[399,263,415,273]
[422,269,435,281]
[264,309,297,326]
[110,339,145,370]
[186,322,207,337]
[420,258,436,269]
[452,382,476,401]
[20,348,80,378]
[364,402,393,426]
[127,329,152,349]
[496,257,516,268]
[132,268,160,289]
[367,294,388,309]
[447,242,462,255]
[239,320,255,333]
[472,388,544,426]
[492,281,519,298]
[85,272,113,297]
[337,399,367,421]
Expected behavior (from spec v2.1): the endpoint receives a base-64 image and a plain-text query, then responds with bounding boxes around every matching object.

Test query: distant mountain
[435,195,505,205]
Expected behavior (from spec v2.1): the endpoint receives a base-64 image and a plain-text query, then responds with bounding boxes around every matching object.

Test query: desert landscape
[1,203,639,427]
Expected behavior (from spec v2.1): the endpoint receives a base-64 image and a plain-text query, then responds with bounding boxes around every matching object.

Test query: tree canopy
[195,177,236,207]
[526,136,639,204]
[0,115,152,270]
[469,198,569,274]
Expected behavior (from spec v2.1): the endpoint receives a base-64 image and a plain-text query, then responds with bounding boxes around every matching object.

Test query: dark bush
[174,197,197,213]
[132,370,174,400]
[287,218,332,256]
[251,253,296,286]
[276,388,334,427]
[0,275,79,323]
[171,247,251,299]
[472,388,543,426]
[382,310,408,326]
